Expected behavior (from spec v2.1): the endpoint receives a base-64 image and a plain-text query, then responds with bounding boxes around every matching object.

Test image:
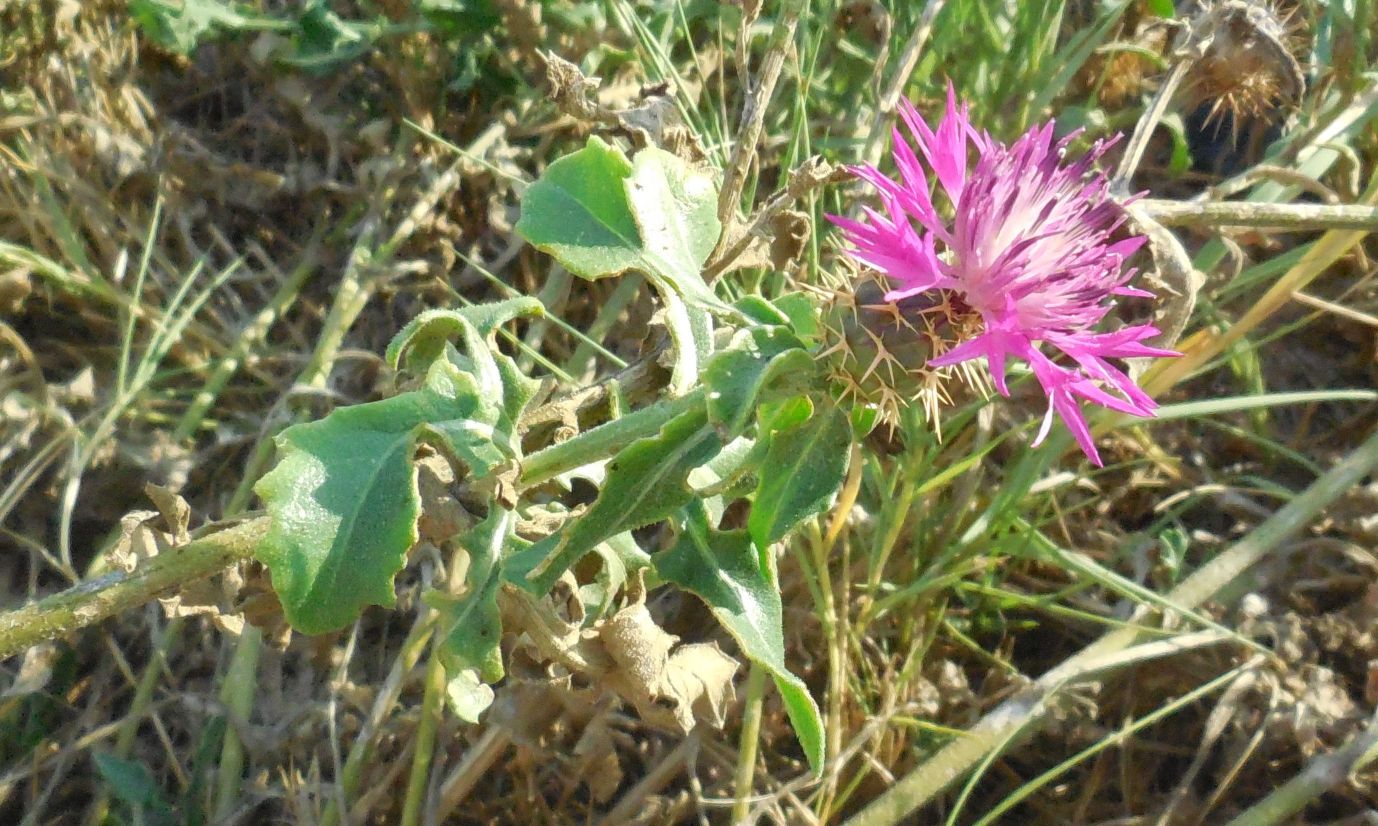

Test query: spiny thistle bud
[819,270,987,437]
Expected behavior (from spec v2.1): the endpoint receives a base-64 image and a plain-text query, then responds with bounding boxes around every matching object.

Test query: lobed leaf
[515,137,726,391]
[656,504,825,771]
[255,360,509,633]
[256,293,542,637]
[385,298,543,374]
[433,509,513,722]
[623,145,723,311]
[514,137,644,281]
[703,325,815,439]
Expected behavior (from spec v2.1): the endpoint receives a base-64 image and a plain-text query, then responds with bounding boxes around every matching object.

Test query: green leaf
[623,145,723,311]
[514,137,644,280]
[1145,0,1175,18]
[515,138,723,309]
[849,404,879,438]
[688,436,758,498]
[387,299,543,454]
[760,395,815,435]
[748,406,852,551]
[446,670,494,723]
[433,510,512,722]
[517,405,723,595]
[771,292,822,341]
[285,0,380,71]
[733,295,792,326]
[255,360,509,634]
[703,326,814,439]
[656,504,824,771]
[129,0,263,53]
[94,753,175,826]
[385,298,543,373]
[515,137,726,391]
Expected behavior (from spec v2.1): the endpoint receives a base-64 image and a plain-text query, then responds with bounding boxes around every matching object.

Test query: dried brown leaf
[2,642,59,698]
[599,602,739,732]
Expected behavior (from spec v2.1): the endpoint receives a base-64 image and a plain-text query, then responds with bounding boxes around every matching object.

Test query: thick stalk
[0,518,267,661]
[0,384,704,664]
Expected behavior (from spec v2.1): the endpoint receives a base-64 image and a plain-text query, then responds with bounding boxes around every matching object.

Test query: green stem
[213,623,262,820]
[731,665,768,824]
[845,428,1378,826]
[518,387,705,487]
[0,389,702,666]
[0,519,267,661]
[400,645,446,826]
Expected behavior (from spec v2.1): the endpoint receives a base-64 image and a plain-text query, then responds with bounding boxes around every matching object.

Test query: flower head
[829,88,1176,466]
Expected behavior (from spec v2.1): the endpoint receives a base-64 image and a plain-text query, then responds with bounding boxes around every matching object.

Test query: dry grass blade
[1142,191,1378,396]
[846,428,1378,825]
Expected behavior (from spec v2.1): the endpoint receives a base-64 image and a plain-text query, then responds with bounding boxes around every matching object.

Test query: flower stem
[401,644,446,826]
[731,664,768,824]
[213,623,262,820]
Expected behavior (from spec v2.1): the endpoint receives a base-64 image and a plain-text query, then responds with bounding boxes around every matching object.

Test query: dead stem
[1224,708,1378,826]
[716,0,803,234]
[857,0,950,170]
[1137,198,1378,230]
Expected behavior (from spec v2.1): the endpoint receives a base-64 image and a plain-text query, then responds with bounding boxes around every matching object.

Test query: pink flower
[829,88,1176,466]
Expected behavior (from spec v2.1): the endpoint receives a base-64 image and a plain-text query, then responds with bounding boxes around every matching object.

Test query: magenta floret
[830,87,1176,466]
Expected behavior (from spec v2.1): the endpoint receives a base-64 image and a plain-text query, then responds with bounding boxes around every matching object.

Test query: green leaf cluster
[254,299,541,635]
[128,0,522,82]
[510,302,849,770]
[254,138,852,771]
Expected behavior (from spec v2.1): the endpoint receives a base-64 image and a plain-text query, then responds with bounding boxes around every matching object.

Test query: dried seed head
[1180,0,1306,129]
[819,270,986,436]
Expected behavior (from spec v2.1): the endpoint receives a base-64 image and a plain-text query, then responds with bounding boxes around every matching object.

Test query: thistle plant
[0,87,1180,800]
